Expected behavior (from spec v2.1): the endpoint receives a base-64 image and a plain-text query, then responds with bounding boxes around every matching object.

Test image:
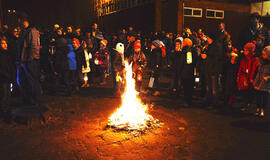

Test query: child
[113,43,125,96]
[253,46,270,117]
[94,40,109,85]
[237,42,260,111]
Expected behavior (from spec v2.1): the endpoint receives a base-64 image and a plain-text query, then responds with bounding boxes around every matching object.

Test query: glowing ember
[108,61,157,130]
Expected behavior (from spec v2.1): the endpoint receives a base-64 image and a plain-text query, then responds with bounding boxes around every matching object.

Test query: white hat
[54,24,60,29]
[114,43,124,54]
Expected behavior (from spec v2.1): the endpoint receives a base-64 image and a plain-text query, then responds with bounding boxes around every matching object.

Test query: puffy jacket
[94,48,109,69]
[237,55,260,90]
[67,44,77,71]
[0,50,16,83]
[253,59,270,92]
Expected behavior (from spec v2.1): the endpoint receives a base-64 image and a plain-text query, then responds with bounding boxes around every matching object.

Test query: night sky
[2,0,93,27]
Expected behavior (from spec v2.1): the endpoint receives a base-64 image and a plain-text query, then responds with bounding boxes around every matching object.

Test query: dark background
[2,0,94,28]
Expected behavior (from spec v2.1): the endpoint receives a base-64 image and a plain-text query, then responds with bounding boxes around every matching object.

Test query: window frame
[184,7,203,18]
[206,9,224,19]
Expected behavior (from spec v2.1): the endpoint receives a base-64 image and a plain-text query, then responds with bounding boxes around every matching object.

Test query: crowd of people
[0,12,269,121]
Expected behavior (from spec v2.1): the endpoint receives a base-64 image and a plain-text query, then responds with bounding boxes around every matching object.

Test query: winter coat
[0,50,16,83]
[19,27,41,63]
[67,44,77,71]
[151,47,162,70]
[237,55,260,90]
[171,50,182,73]
[224,59,239,95]
[239,24,268,48]
[94,48,109,69]
[253,59,270,92]
[7,35,19,64]
[129,51,147,72]
[179,46,197,79]
[113,51,125,73]
[74,46,86,70]
[205,42,224,75]
[54,45,70,73]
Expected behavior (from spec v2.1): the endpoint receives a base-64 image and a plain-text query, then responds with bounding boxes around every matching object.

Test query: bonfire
[108,61,159,131]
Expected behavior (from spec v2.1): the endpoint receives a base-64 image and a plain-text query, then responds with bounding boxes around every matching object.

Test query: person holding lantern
[94,40,109,85]
[178,38,198,107]
[113,43,125,96]
[129,40,147,92]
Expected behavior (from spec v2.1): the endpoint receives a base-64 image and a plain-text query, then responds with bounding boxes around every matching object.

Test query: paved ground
[1,75,270,160]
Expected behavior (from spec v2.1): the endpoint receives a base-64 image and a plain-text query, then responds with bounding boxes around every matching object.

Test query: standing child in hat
[129,40,147,92]
[149,40,163,96]
[113,43,125,96]
[171,37,183,94]
[253,46,270,117]
[237,42,260,111]
[94,40,109,85]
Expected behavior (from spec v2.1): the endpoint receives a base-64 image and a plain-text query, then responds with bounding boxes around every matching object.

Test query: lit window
[184,7,202,17]
[206,9,224,19]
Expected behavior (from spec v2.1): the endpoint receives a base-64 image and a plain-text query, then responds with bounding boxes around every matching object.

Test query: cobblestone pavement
[0,82,270,160]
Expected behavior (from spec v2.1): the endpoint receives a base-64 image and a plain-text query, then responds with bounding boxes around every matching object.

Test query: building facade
[92,0,268,42]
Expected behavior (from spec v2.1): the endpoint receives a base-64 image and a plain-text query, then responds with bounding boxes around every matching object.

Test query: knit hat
[244,42,256,53]
[114,43,124,54]
[263,46,270,57]
[100,39,108,46]
[73,38,80,46]
[183,38,193,47]
[54,24,60,29]
[175,37,183,43]
[134,40,141,49]
[152,40,160,48]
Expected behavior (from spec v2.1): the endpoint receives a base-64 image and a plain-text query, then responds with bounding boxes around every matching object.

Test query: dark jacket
[151,47,162,70]
[74,46,86,69]
[7,35,19,64]
[239,24,268,48]
[205,42,224,75]
[113,51,124,73]
[54,46,70,73]
[179,46,197,78]
[0,50,16,83]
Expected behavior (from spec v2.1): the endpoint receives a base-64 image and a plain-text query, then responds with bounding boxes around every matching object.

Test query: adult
[239,12,268,48]
[17,16,42,107]
[0,38,15,116]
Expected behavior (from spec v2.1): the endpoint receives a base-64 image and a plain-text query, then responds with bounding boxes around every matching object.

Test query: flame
[108,61,153,130]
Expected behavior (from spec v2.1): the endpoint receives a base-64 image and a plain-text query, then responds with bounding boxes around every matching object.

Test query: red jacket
[94,48,109,69]
[237,54,259,90]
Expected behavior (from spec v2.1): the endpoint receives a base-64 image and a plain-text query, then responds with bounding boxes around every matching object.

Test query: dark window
[193,9,201,16]
[184,8,192,16]
[216,11,223,18]
[207,10,215,17]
